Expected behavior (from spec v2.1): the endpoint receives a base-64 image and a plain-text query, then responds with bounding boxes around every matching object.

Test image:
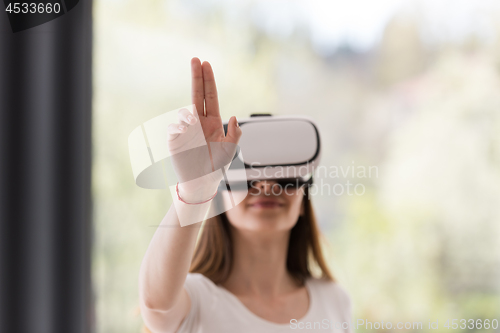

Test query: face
[221,180,305,233]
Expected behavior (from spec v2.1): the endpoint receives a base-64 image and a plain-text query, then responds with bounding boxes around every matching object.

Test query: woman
[138,58,352,333]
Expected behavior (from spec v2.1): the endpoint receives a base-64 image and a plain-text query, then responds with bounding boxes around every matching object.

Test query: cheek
[286,191,304,212]
[220,191,246,224]
[284,194,304,223]
[219,190,245,211]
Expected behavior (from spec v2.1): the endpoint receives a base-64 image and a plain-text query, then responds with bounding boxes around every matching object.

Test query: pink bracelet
[176,182,218,205]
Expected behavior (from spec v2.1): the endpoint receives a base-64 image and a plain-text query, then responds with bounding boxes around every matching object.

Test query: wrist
[177,179,220,203]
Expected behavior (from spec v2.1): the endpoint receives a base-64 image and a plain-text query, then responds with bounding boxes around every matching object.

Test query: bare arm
[138,206,200,333]
[138,58,241,333]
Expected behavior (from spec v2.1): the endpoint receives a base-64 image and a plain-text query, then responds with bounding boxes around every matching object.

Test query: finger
[224,116,242,144]
[191,57,205,118]
[178,107,197,125]
[201,61,220,118]
[167,122,188,140]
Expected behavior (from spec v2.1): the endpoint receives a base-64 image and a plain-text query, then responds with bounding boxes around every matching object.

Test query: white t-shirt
[177,273,353,333]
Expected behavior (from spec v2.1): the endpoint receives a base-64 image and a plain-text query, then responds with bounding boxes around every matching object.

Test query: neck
[222,226,299,297]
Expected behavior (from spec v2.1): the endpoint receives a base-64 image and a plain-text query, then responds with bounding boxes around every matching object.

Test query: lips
[247,198,284,209]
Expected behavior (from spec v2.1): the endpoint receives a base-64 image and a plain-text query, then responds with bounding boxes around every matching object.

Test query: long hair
[190,187,334,284]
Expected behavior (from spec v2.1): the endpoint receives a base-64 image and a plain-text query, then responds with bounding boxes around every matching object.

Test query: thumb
[224,116,242,144]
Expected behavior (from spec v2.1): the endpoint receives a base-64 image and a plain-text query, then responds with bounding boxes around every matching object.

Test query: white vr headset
[222,113,321,186]
[128,110,321,190]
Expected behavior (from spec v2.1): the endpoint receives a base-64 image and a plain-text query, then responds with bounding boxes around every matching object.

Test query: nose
[253,180,279,195]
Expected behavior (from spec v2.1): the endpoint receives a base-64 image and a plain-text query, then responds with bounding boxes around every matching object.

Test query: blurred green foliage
[93,0,500,332]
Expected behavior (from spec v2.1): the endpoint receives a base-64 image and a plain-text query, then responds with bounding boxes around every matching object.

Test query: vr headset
[128,111,321,191]
[219,113,321,191]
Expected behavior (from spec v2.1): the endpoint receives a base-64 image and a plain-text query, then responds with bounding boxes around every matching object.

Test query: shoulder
[184,273,218,295]
[184,273,219,307]
[177,273,219,332]
[307,278,352,310]
[185,272,216,287]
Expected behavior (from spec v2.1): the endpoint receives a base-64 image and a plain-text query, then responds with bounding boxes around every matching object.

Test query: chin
[232,214,295,233]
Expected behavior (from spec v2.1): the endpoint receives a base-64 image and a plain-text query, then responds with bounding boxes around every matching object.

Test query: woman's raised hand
[167,58,241,149]
[139,61,241,330]
[190,58,240,145]
[166,58,242,203]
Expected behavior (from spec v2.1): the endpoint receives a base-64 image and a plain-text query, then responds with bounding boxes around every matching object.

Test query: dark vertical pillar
[0,1,93,333]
